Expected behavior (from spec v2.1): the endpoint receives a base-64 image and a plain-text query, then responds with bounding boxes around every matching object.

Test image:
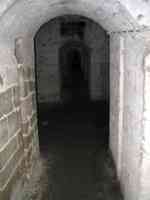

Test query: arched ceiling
[0,0,150,42]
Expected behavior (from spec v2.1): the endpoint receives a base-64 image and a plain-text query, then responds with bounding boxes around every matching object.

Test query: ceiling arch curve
[0,0,148,42]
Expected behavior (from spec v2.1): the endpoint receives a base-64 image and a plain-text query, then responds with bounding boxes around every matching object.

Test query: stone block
[23,130,33,149]
[19,80,28,98]
[15,37,24,64]
[23,66,30,81]
[28,67,35,81]
[18,65,30,81]
[0,88,13,117]
[28,67,33,80]
[29,80,35,92]
[0,154,25,200]
[24,81,30,95]
[30,112,37,126]
[17,109,22,125]
[20,97,32,122]
[18,67,30,98]
[12,85,20,108]
[21,121,30,135]
[0,118,8,149]
[25,144,33,169]
[17,66,24,82]
[0,136,18,170]
[27,96,33,117]
[33,129,39,153]
[17,130,23,148]
[32,93,37,112]
[0,146,23,189]
[8,111,20,137]
[20,99,27,122]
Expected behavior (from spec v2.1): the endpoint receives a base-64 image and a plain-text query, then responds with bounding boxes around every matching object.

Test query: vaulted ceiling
[0,0,150,41]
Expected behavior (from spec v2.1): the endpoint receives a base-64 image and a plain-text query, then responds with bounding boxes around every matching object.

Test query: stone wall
[120,34,144,200]
[0,0,150,199]
[0,37,39,199]
[139,35,150,200]
[35,15,109,104]
[0,85,22,199]
[109,32,150,200]
[109,34,123,175]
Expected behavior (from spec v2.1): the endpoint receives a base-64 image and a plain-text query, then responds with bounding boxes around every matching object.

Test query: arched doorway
[59,41,90,104]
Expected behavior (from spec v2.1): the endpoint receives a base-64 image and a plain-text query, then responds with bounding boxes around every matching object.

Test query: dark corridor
[38,100,123,200]
[35,15,122,200]
[66,49,86,101]
[36,36,122,200]
[60,41,90,104]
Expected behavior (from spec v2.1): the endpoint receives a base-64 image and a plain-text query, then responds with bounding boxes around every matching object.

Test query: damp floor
[38,101,123,200]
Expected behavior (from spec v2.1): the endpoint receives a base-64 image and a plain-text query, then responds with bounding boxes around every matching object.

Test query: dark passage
[66,49,86,101]
[60,41,90,104]
[38,101,123,200]
[35,15,122,200]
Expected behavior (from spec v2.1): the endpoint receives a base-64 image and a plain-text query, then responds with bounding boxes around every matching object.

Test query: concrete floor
[38,101,123,200]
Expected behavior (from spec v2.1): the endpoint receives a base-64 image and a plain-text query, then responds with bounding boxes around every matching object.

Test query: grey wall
[109,32,148,200]
[120,35,145,200]
[35,16,109,104]
[0,36,39,200]
[0,0,150,199]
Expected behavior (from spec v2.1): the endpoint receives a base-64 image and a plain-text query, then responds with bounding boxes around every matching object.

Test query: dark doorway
[33,15,123,200]
[33,15,122,200]
[59,41,90,104]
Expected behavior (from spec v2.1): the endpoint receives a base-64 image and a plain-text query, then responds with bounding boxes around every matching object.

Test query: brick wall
[0,37,39,199]
[0,84,23,199]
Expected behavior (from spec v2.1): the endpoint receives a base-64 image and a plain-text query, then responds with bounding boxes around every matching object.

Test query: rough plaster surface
[109,31,150,200]
[120,34,145,200]
[0,0,150,200]
[0,0,141,40]
[138,40,150,200]
[118,0,150,28]
[109,34,122,173]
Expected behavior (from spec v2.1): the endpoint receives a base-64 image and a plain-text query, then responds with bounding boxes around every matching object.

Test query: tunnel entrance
[33,15,122,200]
[1,1,148,199]
[59,41,90,104]
[34,14,110,157]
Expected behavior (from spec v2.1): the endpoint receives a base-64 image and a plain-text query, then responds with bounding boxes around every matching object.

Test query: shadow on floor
[37,100,123,200]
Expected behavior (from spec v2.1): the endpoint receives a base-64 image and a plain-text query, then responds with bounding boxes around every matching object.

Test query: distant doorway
[59,41,90,104]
